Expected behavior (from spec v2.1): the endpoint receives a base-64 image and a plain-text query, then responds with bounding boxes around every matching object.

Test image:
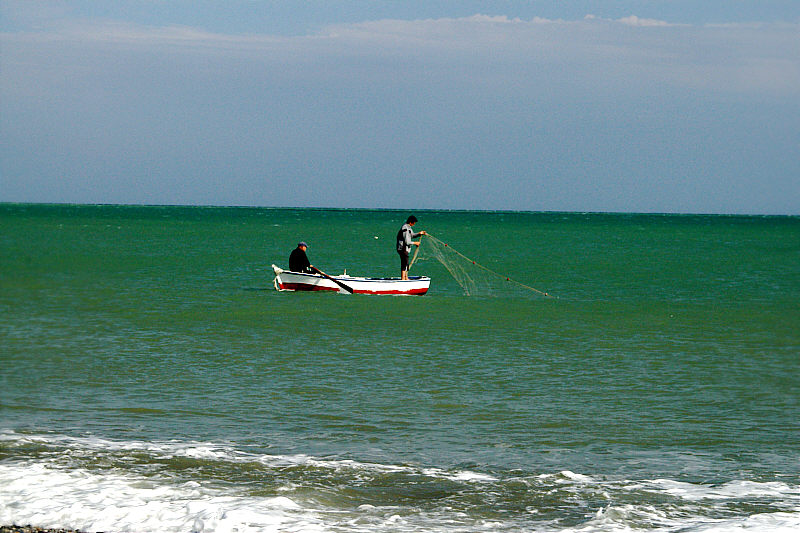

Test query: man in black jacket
[289,242,314,273]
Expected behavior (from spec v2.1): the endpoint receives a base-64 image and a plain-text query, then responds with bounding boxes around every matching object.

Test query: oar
[312,266,354,294]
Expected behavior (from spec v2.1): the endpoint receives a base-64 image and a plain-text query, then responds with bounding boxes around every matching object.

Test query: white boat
[272,265,430,295]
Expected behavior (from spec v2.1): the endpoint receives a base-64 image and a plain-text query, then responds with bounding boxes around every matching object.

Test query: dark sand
[0,526,90,533]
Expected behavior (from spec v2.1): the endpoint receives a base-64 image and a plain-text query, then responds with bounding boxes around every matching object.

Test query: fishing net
[411,234,551,297]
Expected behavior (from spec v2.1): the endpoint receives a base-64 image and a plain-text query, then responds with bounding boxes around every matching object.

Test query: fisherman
[396,216,426,280]
[289,241,315,273]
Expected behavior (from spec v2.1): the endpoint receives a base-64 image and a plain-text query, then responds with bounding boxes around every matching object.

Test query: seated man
[289,241,315,273]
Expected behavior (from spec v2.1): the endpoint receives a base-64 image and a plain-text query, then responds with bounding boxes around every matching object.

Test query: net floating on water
[415,233,553,297]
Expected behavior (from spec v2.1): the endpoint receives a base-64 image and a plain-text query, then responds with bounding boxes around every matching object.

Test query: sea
[1,204,798,533]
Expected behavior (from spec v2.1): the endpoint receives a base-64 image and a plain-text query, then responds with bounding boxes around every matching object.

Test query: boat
[272,265,430,295]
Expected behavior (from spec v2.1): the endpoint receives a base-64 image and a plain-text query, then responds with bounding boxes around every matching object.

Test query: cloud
[616,15,676,27]
[26,14,796,93]
[3,19,281,49]
[3,12,798,106]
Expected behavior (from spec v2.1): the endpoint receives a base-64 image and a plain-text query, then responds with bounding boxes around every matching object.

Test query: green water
[1,204,798,532]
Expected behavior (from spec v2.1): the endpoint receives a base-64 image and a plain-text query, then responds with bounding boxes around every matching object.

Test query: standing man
[396,216,426,280]
[289,241,314,273]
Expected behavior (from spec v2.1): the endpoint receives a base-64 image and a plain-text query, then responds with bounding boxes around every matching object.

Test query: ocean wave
[0,461,314,533]
[2,431,799,533]
[0,431,497,484]
[628,478,800,501]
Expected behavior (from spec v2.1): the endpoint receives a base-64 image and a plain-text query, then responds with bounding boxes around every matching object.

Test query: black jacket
[289,247,313,273]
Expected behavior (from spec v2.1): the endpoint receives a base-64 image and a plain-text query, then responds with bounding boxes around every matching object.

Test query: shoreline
[0,525,86,533]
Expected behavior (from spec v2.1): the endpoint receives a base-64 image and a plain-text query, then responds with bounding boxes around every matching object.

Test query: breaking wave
[2,431,799,532]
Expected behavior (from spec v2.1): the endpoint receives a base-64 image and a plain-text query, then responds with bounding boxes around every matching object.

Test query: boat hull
[272,265,429,295]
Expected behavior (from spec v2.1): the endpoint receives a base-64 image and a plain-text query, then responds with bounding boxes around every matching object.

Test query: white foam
[536,470,596,484]
[587,503,800,533]
[0,431,502,532]
[559,470,594,483]
[588,478,800,533]
[0,430,236,460]
[3,431,800,533]
[1,430,506,489]
[630,478,800,501]
[441,470,498,482]
[0,461,322,533]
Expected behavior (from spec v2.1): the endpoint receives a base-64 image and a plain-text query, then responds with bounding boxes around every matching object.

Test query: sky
[1,1,799,214]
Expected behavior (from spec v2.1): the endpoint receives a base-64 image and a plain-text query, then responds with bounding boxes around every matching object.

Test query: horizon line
[1,201,797,218]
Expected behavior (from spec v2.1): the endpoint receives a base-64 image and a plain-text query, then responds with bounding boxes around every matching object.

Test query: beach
[0,526,85,533]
